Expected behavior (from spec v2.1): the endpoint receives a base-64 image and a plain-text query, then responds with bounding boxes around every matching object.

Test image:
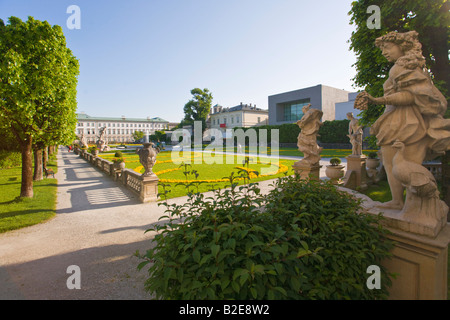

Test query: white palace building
[76,112,170,144]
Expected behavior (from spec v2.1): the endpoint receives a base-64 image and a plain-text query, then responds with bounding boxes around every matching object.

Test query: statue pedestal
[292,161,321,181]
[140,174,159,203]
[343,155,369,190]
[338,187,449,300]
[382,225,449,300]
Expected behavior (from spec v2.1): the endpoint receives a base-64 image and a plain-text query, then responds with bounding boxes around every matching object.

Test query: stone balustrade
[77,150,159,203]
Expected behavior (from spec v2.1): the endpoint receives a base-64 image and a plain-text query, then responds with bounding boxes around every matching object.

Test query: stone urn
[325,164,345,185]
[136,143,158,177]
[113,160,125,170]
[366,158,380,170]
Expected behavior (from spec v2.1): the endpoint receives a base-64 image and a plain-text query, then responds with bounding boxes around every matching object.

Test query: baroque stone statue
[96,127,109,152]
[296,104,323,166]
[80,133,88,149]
[347,112,363,156]
[356,31,450,236]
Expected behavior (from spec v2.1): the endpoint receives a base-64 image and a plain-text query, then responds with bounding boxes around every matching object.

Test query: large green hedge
[232,120,351,144]
[137,173,393,300]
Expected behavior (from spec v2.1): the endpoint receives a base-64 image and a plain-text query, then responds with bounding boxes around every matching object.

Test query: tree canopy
[0,16,79,197]
[182,88,213,131]
[349,0,450,127]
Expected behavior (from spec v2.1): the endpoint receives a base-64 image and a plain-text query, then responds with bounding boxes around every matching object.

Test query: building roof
[77,113,169,123]
[212,103,268,115]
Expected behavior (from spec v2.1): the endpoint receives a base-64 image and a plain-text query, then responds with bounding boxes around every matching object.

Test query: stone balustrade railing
[74,148,159,203]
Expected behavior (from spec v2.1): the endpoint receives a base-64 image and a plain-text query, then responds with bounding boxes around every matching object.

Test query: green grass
[0,160,58,233]
[360,180,393,203]
[99,151,297,199]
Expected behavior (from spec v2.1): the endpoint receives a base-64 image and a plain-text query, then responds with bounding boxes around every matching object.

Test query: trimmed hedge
[232,120,351,144]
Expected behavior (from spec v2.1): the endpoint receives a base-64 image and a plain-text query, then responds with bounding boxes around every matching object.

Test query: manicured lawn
[99,151,297,199]
[0,160,58,233]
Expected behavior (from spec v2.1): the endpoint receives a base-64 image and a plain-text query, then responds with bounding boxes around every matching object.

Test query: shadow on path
[57,151,140,214]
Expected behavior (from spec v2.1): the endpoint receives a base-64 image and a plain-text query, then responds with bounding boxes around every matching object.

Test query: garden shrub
[264,176,393,299]
[137,173,393,300]
[114,151,123,158]
[318,120,351,144]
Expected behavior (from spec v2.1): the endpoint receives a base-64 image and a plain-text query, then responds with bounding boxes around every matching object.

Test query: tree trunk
[20,137,34,198]
[43,146,49,169]
[33,148,43,181]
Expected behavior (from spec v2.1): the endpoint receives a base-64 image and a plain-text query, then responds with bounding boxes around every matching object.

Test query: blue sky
[0,0,360,122]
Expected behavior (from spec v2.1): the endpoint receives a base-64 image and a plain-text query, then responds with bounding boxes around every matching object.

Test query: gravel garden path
[0,148,333,300]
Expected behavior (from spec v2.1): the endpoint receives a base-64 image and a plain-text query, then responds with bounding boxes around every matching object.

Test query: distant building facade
[334,92,361,120]
[268,84,354,125]
[76,113,169,144]
[209,103,269,134]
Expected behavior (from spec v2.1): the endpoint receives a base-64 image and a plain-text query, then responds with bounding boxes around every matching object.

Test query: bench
[44,167,55,178]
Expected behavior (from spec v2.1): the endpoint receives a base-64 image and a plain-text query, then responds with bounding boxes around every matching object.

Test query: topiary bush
[137,173,393,300]
[114,151,123,158]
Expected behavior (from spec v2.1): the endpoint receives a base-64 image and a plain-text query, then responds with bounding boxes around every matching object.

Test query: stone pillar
[140,175,159,203]
[382,225,449,300]
[343,155,369,190]
[292,161,321,181]
[340,188,450,300]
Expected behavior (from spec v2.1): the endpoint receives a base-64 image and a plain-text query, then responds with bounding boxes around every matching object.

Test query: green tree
[0,17,79,197]
[183,88,213,132]
[132,130,145,142]
[349,0,450,127]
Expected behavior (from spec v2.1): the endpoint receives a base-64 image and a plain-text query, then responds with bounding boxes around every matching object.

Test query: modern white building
[76,113,169,144]
[268,84,355,124]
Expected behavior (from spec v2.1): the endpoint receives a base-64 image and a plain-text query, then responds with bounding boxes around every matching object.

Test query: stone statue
[356,31,450,235]
[347,112,363,156]
[97,127,109,152]
[296,104,323,166]
[136,143,159,177]
[80,133,88,149]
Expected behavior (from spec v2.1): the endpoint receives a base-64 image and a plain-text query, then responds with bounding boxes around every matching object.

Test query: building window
[283,99,311,121]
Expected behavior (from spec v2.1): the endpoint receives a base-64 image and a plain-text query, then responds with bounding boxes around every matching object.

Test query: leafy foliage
[232,120,350,144]
[137,172,393,300]
[319,120,351,144]
[348,0,450,126]
[0,16,79,196]
[132,130,144,142]
[182,88,213,131]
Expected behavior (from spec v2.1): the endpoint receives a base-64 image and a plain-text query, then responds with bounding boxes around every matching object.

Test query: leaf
[210,244,220,257]
[250,287,258,299]
[233,268,248,281]
[193,249,201,263]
